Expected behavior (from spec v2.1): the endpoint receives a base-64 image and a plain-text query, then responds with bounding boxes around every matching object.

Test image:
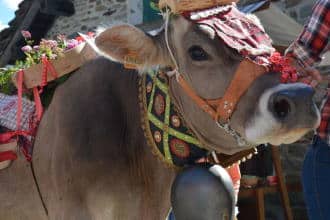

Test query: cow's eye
[188,46,209,61]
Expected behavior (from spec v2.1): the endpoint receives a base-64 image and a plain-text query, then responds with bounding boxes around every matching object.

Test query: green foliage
[0,68,16,95]
[0,60,26,95]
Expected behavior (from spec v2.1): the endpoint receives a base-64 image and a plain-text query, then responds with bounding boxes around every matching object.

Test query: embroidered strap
[147,75,202,147]
[140,71,208,167]
[140,70,258,168]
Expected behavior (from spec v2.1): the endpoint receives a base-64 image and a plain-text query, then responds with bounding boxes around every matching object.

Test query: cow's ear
[95,24,169,69]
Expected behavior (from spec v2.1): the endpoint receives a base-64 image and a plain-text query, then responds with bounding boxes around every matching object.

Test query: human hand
[287,57,322,87]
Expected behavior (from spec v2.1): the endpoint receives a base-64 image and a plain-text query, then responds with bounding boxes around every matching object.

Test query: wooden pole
[271,145,293,220]
[256,188,265,220]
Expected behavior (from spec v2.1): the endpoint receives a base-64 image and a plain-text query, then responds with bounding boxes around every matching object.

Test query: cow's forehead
[170,16,217,45]
[170,16,192,37]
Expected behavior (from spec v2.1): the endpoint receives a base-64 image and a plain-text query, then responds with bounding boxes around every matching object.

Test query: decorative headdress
[157,0,298,83]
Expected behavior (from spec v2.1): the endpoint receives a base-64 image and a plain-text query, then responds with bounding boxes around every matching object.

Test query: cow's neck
[139,70,257,168]
[139,70,208,167]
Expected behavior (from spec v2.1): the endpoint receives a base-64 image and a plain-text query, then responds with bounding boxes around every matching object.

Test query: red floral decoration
[87,32,95,38]
[75,32,95,43]
[75,36,84,43]
[269,52,298,83]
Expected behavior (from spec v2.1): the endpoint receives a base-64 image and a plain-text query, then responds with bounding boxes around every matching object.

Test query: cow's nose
[268,85,315,120]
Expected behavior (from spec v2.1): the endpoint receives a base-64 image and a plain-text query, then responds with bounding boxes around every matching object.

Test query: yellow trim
[163,94,172,163]
[138,73,178,169]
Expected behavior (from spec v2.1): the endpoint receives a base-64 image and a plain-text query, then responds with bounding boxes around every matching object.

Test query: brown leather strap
[207,148,257,168]
[215,59,267,121]
[177,75,218,118]
[177,59,267,121]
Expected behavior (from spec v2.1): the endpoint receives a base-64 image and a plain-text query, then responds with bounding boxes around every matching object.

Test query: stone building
[46,0,143,38]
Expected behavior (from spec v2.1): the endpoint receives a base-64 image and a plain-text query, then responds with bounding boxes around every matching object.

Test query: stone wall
[46,0,142,38]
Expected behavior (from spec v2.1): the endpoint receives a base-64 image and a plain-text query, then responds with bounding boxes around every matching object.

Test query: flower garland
[269,52,298,83]
[0,30,95,95]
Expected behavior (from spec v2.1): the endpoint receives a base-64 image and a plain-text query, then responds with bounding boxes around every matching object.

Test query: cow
[0,9,320,220]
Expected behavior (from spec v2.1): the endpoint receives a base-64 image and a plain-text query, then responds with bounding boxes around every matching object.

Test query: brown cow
[0,15,319,220]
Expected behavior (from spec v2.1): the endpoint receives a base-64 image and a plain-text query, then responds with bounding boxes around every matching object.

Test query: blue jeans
[302,136,330,220]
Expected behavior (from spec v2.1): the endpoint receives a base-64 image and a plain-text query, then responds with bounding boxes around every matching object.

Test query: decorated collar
[139,70,257,168]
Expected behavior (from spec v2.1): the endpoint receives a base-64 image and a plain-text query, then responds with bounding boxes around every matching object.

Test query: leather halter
[176,59,267,122]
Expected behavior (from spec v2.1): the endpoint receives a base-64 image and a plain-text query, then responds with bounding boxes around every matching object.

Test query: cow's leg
[171,165,235,220]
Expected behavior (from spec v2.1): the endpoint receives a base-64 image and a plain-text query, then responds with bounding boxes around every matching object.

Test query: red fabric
[33,87,43,122]
[40,56,58,91]
[0,150,17,162]
[0,131,17,143]
[184,5,302,85]
[16,70,24,131]
[0,131,30,144]
[184,5,275,66]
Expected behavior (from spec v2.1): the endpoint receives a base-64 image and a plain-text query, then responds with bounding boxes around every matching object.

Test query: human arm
[285,0,330,83]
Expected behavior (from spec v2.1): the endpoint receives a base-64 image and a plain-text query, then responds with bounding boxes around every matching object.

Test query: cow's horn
[159,0,238,13]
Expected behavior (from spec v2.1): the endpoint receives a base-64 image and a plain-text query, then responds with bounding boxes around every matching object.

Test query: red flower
[269,52,298,83]
[21,45,32,53]
[87,32,95,37]
[290,73,298,82]
[281,72,289,81]
[282,66,293,74]
[282,57,291,66]
[21,30,31,39]
[75,36,85,43]
[269,52,281,64]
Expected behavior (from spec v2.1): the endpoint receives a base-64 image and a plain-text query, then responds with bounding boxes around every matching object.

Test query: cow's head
[94,13,320,154]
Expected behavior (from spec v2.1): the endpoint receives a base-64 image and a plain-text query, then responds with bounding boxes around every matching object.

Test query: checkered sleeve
[286,0,330,67]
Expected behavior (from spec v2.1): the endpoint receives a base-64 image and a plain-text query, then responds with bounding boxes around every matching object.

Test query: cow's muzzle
[245,83,320,145]
[268,84,315,121]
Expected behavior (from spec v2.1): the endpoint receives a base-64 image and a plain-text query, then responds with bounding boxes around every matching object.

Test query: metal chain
[215,120,252,147]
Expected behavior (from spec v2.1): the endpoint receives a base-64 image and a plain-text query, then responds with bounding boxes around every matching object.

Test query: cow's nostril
[273,96,291,119]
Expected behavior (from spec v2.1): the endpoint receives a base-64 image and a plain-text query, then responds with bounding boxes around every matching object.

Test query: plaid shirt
[286,0,330,141]
[286,0,330,67]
